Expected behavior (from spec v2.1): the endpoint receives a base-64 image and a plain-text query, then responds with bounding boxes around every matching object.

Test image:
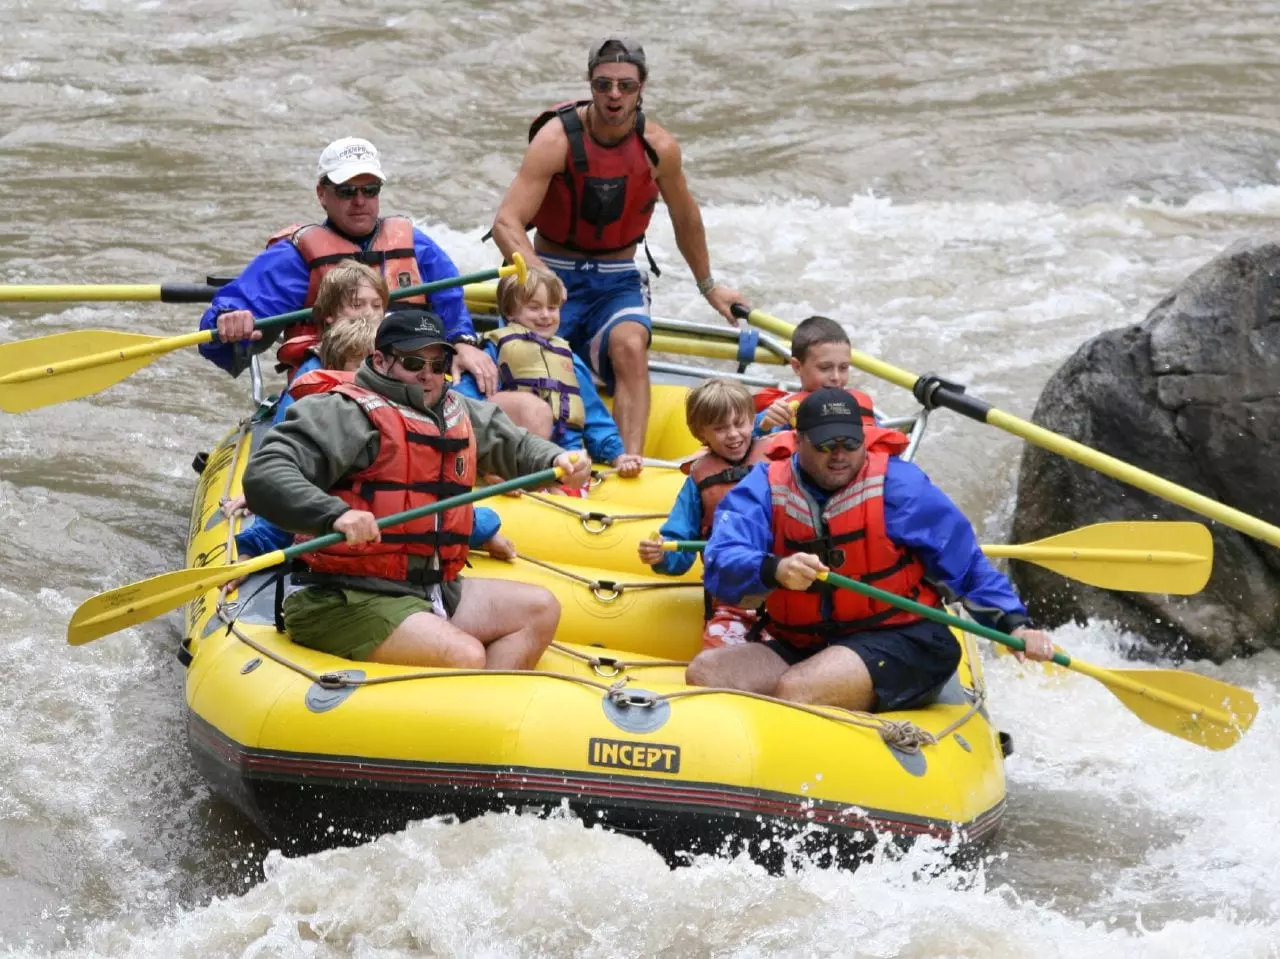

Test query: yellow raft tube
[182,384,1008,866]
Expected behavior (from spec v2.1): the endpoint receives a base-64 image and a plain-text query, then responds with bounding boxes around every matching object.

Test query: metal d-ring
[580,512,615,534]
[591,656,623,678]
[590,581,622,603]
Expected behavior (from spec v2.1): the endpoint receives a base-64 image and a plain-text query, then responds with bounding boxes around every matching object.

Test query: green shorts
[282,586,435,661]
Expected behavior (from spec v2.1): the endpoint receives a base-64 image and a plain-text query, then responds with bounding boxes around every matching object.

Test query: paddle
[731,304,1280,551]
[67,460,563,647]
[0,283,222,303]
[0,255,528,415]
[661,521,1213,595]
[811,570,1256,751]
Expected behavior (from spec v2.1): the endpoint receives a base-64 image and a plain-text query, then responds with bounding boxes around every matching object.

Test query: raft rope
[512,554,695,602]
[209,602,980,754]
[519,491,668,533]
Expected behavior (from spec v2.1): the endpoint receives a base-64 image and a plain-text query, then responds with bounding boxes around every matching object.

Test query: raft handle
[580,512,615,534]
[590,581,622,603]
[591,656,623,678]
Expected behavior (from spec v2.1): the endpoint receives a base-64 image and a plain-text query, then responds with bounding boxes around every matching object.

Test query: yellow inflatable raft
[181,383,1008,866]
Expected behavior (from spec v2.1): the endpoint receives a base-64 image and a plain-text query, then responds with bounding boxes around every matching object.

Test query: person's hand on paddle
[482,532,517,562]
[452,342,499,396]
[705,284,748,326]
[219,495,252,519]
[760,398,797,431]
[1011,626,1055,663]
[613,453,644,478]
[333,509,380,545]
[776,552,827,591]
[215,309,262,344]
[637,535,666,566]
[555,451,592,489]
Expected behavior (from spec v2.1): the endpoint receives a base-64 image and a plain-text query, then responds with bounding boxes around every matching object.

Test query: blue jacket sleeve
[470,506,501,547]
[198,242,312,375]
[450,340,497,399]
[574,355,625,463]
[703,463,775,602]
[648,476,704,577]
[882,458,1030,632]
[234,517,296,558]
[413,229,474,341]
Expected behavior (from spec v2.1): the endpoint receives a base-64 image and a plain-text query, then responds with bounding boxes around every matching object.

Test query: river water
[2,0,1279,955]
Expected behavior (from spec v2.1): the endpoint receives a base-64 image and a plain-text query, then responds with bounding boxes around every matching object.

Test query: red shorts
[702,604,770,649]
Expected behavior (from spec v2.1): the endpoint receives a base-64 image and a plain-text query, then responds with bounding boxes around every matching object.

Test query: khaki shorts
[283,586,436,662]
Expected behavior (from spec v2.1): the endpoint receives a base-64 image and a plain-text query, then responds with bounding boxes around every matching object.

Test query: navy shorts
[544,254,651,392]
[766,620,962,712]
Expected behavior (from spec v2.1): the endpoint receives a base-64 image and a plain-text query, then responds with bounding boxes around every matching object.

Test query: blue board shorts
[543,254,651,393]
[765,619,962,712]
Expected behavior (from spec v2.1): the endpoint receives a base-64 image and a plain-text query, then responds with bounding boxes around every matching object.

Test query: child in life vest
[637,379,774,648]
[231,311,514,561]
[484,269,644,485]
[272,260,390,425]
[754,315,880,436]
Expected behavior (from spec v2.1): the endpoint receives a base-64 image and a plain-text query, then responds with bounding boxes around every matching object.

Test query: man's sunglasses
[393,353,450,374]
[813,437,862,454]
[591,77,641,94]
[329,182,382,200]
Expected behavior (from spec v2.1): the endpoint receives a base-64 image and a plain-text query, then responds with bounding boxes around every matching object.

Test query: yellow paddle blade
[1070,661,1258,751]
[983,521,1213,595]
[67,551,284,646]
[0,330,167,413]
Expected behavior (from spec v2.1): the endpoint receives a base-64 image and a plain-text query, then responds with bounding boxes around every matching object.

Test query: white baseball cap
[317,137,385,184]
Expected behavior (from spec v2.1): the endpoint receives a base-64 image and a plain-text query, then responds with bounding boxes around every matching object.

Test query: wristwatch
[449,333,480,348]
[696,275,717,297]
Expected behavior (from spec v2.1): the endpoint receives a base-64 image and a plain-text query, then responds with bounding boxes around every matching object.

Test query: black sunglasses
[393,352,450,374]
[329,182,382,200]
[813,437,862,454]
[591,77,641,94]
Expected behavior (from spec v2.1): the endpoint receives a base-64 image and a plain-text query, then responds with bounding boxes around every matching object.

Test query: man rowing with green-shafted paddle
[243,308,591,669]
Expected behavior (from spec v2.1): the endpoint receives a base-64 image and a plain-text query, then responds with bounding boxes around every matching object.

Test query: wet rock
[1011,240,1280,660]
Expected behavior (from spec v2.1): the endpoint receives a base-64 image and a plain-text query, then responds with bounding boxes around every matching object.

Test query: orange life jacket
[295,383,476,585]
[529,101,660,255]
[755,387,879,429]
[764,451,940,647]
[286,368,353,400]
[266,216,424,373]
[682,439,772,538]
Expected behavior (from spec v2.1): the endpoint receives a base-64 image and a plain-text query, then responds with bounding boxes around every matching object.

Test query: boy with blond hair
[638,379,773,648]
[483,268,643,480]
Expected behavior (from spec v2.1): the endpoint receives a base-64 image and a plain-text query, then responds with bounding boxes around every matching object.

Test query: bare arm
[652,127,748,323]
[491,123,567,272]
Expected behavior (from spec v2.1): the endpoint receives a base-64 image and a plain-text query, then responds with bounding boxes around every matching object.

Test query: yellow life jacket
[485,326,585,433]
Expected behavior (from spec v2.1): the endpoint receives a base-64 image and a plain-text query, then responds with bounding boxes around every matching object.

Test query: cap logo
[821,401,852,417]
[335,144,375,162]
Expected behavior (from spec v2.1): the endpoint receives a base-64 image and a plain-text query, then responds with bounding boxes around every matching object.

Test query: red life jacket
[681,439,772,538]
[764,452,940,648]
[286,368,353,400]
[754,387,879,427]
[295,383,477,585]
[265,216,424,373]
[529,101,661,255]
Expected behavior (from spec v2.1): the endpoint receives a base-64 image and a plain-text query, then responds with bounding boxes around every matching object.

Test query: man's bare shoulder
[641,119,682,172]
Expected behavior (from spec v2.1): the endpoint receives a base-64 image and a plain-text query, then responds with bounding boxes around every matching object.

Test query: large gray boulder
[1011,240,1280,660]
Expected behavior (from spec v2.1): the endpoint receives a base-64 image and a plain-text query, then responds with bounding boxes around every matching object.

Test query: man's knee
[685,650,719,688]
[527,586,561,635]
[495,391,553,438]
[773,669,816,704]
[607,323,649,369]
[453,642,488,671]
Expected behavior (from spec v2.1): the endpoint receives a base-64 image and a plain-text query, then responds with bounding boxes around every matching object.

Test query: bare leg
[490,391,554,439]
[367,612,487,669]
[606,323,651,455]
[774,646,876,711]
[449,578,560,670]
[686,642,790,695]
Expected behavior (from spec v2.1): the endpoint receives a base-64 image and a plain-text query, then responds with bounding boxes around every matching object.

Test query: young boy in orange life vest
[482,268,645,495]
[232,311,515,561]
[754,315,880,437]
[637,379,776,648]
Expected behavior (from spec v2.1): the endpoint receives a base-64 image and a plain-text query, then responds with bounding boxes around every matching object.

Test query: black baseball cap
[588,36,647,76]
[795,388,866,447]
[374,309,455,353]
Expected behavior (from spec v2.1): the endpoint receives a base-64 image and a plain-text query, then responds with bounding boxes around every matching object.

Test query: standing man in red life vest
[689,389,1057,712]
[198,137,550,434]
[242,308,591,669]
[490,37,749,456]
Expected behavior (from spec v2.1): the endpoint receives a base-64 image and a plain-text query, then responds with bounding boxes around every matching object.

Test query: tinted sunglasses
[330,182,382,200]
[591,77,641,94]
[393,353,450,374]
[813,437,862,454]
